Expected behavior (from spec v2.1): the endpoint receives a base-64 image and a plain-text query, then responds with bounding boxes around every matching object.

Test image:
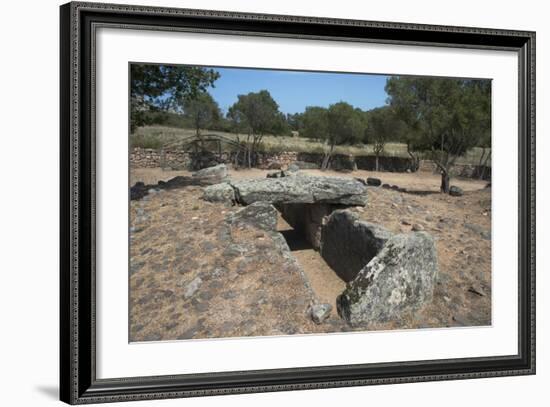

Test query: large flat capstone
[229,175,368,206]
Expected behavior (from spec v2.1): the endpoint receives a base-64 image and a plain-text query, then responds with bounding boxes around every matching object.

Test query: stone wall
[130,148,191,170]
[130,148,298,170]
[130,147,490,180]
[418,160,491,181]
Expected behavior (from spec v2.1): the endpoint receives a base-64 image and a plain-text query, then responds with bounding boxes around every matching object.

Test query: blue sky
[207,67,389,115]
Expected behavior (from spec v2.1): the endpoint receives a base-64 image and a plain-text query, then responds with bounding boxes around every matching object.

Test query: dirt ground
[129,166,491,341]
[131,167,487,192]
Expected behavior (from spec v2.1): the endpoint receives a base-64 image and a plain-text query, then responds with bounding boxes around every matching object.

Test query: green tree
[301,103,366,170]
[323,102,365,169]
[365,106,407,171]
[301,106,329,141]
[130,64,219,132]
[182,92,221,136]
[227,90,286,167]
[386,76,491,193]
[286,112,304,132]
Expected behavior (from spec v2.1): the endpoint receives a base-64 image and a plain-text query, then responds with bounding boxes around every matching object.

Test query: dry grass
[132,125,491,166]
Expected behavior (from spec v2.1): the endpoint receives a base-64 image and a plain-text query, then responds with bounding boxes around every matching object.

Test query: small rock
[468,285,486,297]
[449,186,464,197]
[401,219,411,226]
[412,223,424,231]
[309,303,332,324]
[287,163,300,173]
[184,277,202,299]
[366,177,382,186]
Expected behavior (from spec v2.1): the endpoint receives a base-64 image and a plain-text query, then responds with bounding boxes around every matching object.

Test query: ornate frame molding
[60,2,535,404]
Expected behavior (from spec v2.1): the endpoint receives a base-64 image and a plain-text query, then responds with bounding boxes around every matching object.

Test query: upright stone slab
[336,232,438,326]
[320,210,393,282]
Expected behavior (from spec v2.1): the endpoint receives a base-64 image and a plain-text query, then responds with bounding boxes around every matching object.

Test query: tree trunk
[440,169,450,193]
[375,155,379,172]
[406,143,419,172]
[478,147,486,179]
[480,150,491,180]
[321,143,334,171]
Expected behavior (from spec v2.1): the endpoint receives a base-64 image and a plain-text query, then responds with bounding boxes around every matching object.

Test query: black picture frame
[60,1,536,404]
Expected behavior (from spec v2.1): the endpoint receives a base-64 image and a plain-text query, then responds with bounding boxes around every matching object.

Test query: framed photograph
[60,1,535,404]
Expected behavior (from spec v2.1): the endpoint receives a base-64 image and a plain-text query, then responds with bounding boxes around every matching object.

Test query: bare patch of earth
[351,186,492,328]
[131,166,487,192]
[130,187,349,342]
[130,169,491,341]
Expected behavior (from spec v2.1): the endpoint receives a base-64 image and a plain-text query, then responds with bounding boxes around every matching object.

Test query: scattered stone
[412,223,424,231]
[468,284,486,297]
[130,182,147,200]
[401,219,411,226]
[449,185,464,197]
[184,277,202,299]
[177,326,199,339]
[309,303,333,324]
[226,201,278,231]
[192,164,228,185]
[464,223,491,240]
[452,315,469,326]
[266,170,293,178]
[202,182,235,204]
[382,183,391,189]
[366,177,382,187]
[287,163,300,173]
[337,232,438,326]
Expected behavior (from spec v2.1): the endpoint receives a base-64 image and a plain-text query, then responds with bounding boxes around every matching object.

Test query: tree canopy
[386,76,491,192]
[227,90,287,137]
[300,102,367,169]
[130,64,219,131]
[226,90,287,167]
[365,105,408,171]
[182,92,222,136]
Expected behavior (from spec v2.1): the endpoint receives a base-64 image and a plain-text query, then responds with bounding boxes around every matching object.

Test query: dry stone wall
[130,147,490,180]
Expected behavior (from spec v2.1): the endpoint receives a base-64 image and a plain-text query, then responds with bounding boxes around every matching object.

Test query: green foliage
[365,106,408,156]
[130,64,220,132]
[226,90,287,167]
[300,102,367,169]
[326,102,366,147]
[301,106,329,140]
[182,92,222,135]
[227,90,286,136]
[386,76,491,191]
[286,112,304,131]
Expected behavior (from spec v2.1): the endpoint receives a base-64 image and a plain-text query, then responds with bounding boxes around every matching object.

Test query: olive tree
[301,102,366,170]
[227,90,286,167]
[182,92,221,136]
[130,64,219,132]
[386,76,491,193]
[365,106,407,171]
